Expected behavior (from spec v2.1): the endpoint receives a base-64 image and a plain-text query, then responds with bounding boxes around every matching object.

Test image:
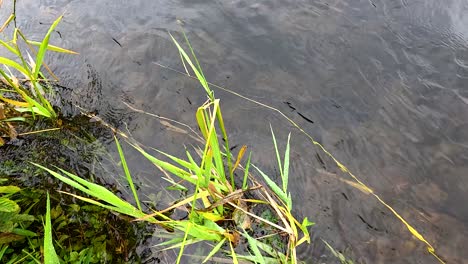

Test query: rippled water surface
[2,0,468,263]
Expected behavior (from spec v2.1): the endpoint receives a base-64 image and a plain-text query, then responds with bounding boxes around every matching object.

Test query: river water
[1,0,468,263]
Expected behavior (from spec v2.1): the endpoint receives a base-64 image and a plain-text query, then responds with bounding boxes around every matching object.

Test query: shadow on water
[2,0,468,263]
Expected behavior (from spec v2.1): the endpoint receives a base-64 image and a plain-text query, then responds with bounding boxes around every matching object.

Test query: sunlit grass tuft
[0,15,77,120]
[34,32,312,263]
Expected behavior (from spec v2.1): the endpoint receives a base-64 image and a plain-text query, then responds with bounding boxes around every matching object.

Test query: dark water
[2,0,468,263]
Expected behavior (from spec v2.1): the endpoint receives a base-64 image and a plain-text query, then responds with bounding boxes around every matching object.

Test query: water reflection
[448,0,468,42]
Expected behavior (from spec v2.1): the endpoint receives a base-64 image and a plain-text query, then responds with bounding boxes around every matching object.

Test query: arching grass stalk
[169,32,234,187]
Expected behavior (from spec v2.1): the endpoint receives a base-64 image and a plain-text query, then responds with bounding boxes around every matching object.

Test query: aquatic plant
[0,179,39,263]
[34,34,313,263]
[0,183,35,247]
[0,118,151,263]
[0,14,77,120]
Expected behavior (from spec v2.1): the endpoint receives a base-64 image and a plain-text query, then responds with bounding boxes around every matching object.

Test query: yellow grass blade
[26,40,78,54]
[197,211,224,222]
[242,199,269,205]
[0,96,30,107]
[17,128,61,136]
[231,145,247,175]
[229,241,238,264]
[136,190,210,221]
[0,14,14,33]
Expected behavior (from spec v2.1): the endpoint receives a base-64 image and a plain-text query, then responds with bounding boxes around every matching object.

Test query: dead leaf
[224,231,240,247]
[7,123,17,139]
[231,145,247,174]
[0,103,5,119]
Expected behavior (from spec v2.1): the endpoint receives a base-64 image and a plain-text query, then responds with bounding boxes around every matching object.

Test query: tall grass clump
[0,15,77,119]
[34,33,313,263]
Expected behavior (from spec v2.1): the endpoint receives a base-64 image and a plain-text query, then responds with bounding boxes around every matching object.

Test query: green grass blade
[154,237,185,248]
[0,57,30,77]
[172,221,224,241]
[0,70,40,117]
[154,148,200,172]
[30,75,56,119]
[1,63,53,118]
[202,238,226,263]
[169,33,212,99]
[0,69,16,88]
[163,177,188,192]
[26,40,78,54]
[215,106,233,187]
[235,255,279,264]
[13,25,58,118]
[283,133,291,193]
[242,152,252,190]
[252,164,288,205]
[185,150,205,186]
[203,147,213,188]
[115,136,141,211]
[15,105,51,117]
[44,193,60,264]
[21,250,41,264]
[0,186,21,194]
[202,219,225,234]
[62,192,147,220]
[196,107,209,139]
[0,117,27,122]
[156,238,202,252]
[32,163,91,196]
[209,128,226,184]
[0,245,8,261]
[32,163,140,214]
[179,29,216,101]
[229,241,239,264]
[269,125,283,179]
[242,230,266,264]
[0,197,19,214]
[172,32,234,185]
[297,217,314,245]
[251,239,287,261]
[181,30,207,90]
[56,168,137,210]
[11,228,36,237]
[130,143,196,184]
[207,102,226,183]
[197,103,226,184]
[176,223,191,264]
[33,15,63,79]
[11,29,34,79]
[0,40,20,56]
